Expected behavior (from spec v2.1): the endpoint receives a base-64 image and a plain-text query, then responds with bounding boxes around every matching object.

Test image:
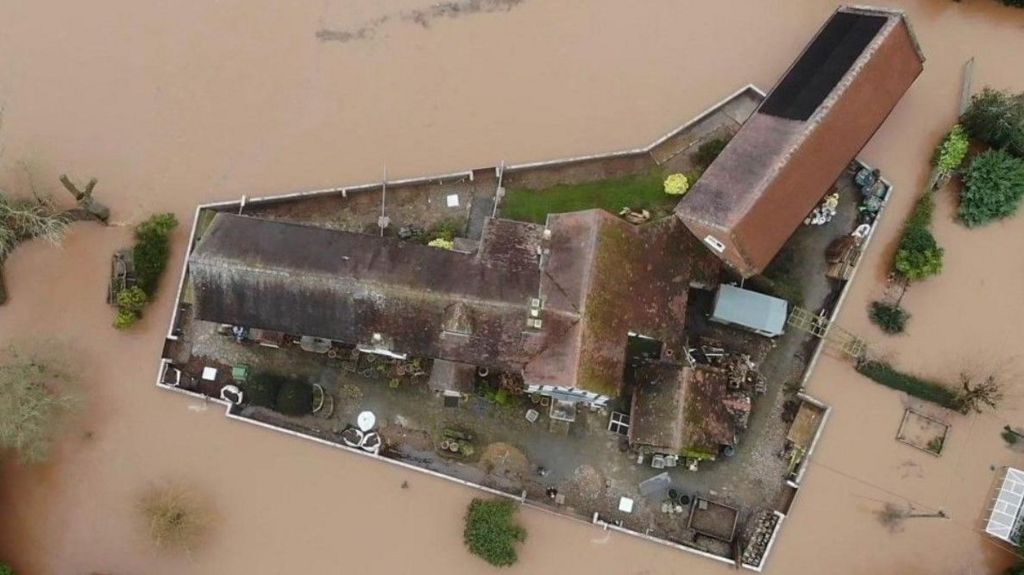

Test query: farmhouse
[188,210,719,407]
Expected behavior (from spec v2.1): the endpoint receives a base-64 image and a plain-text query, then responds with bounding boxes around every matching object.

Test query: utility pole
[378,163,389,237]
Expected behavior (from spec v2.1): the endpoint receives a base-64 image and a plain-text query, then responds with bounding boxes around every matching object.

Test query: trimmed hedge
[133,213,178,295]
[855,360,959,409]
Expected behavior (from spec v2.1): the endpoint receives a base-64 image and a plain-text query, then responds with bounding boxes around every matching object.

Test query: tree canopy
[959,149,1024,227]
[961,88,1024,157]
[893,194,943,281]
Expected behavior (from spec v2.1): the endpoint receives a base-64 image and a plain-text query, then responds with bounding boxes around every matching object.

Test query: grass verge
[501,171,671,223]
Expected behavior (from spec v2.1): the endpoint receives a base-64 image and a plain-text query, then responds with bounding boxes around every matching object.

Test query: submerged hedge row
[855,360,959,409]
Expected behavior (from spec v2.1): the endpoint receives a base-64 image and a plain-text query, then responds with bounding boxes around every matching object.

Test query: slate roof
[524,211,720,396]
[428,359,477,394]
[189,210,718,396]
[189,213,564,371]
[629,364,737,456]
[629,363,688,453]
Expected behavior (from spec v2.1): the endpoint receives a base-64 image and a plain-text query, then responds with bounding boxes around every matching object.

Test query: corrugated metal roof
[711,285,788,337]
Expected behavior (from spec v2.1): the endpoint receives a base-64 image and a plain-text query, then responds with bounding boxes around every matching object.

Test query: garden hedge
[855,360,959,409]
[463,498,526,567]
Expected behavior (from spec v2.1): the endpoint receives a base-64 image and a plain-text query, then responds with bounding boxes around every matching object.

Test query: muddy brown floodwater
[0,1,1023,573]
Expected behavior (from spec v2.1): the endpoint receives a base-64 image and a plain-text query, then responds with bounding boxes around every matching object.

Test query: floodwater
[0,0,1023,573]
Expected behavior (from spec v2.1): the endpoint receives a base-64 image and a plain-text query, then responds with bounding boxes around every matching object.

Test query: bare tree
[0,193,69,260]
[0,345,80,463]
[955,372,1004,414]
[0,110,72,303]
[877,502,907,532]
[139,483,214,554]
[876,502,946,533]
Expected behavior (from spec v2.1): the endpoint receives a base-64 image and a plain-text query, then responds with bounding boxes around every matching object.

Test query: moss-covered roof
[190,210,719,397]
[525,211,720,396]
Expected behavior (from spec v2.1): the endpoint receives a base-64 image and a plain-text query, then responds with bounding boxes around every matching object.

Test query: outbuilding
[675,6,924,277]
[710,285,788,338]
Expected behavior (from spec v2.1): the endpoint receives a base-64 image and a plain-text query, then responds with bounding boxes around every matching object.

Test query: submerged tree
[894,226,944,281]
[139,483,214,554]
[959,149,1024,227]
[0,346,79,463]
[0,112,66,264]
[0,193,68,259]
[876,502,946,533]
[961,88,1024,157]
[876,502,907,532]
[893,194,943,282]
[869,301,910,334]
[954,372,1004,414]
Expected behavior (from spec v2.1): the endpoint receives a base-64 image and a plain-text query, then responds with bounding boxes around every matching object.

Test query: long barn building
[675,6,924,277]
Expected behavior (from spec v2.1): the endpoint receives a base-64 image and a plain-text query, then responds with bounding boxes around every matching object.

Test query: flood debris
[741,509,781,568]
[316,0,526,43]
[59,174,109,223]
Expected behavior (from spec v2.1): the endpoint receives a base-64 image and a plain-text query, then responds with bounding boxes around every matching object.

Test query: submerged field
[1,1,1024,574]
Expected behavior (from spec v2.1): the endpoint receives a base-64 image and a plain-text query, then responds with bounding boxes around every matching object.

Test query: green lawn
[501,171,675,224]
